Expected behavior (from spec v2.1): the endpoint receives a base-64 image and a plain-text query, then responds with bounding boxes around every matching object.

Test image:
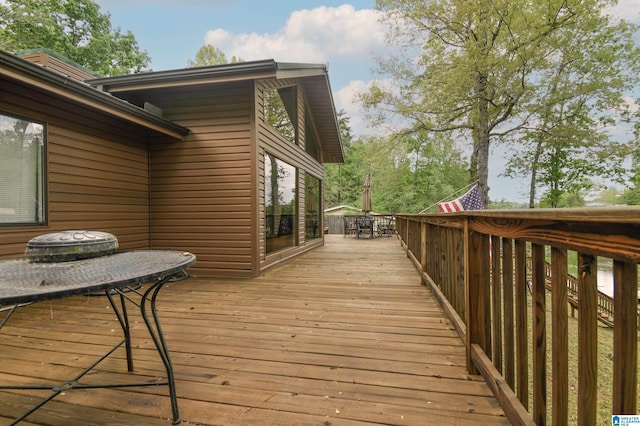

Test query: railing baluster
[502,238,515,389]
[531,243,547,424]
[491,235,502,372]
[455,227,465,319]
[613,260,637,414]
[577,253,597,425]
[551,247,568,426]
[515,239,529,409]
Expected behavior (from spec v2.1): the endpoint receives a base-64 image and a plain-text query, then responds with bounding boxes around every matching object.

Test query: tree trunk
[529,139,543,208]
[475,73,491,206]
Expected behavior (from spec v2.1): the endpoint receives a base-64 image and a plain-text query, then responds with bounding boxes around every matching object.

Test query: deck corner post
[420,220,427,276]
[465,218,488,374]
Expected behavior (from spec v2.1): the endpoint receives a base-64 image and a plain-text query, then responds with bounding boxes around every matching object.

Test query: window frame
[264,152,298,254]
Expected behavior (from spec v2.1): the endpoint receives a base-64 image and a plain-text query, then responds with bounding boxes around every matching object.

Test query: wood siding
[18,51,97,82]
[0,79,154,258]
[143,82,256,277]
[256,79,325,273]
[1,70,332,278]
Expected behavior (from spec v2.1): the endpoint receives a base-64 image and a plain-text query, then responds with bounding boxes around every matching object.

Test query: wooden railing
[396,208,640,425]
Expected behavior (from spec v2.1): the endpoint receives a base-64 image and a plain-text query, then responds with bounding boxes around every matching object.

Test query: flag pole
[418,180,480,214]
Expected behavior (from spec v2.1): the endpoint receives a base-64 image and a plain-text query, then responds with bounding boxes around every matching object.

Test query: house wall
[256,78,325,273]
[142,82,256,277]
[0,79,153,258]
[18,51,98,82]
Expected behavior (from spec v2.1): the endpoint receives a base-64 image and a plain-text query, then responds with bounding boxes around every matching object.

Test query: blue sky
[95,0,383,134]
[94,0,640,204]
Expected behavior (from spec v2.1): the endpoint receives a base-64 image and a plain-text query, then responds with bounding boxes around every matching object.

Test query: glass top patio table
[0,250,196,425]
[0,250,195,305]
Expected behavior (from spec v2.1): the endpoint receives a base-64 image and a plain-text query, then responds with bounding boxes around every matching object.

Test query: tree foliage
[502,1,639,207]
[324,113,469,214]
[0,0,150,76]
[187,45,243,67]
[363,0,640,207]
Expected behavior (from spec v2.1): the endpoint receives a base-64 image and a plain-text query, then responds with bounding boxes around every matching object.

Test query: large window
[305,174,321,240]
[0,113,45,224]
[263,86,297,144]
[265,153,297,254]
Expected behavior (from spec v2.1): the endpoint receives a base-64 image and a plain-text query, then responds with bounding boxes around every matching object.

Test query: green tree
[323,112,356,207]
[187,45,243,67]
[622,129,640,205]
[363,0,639,207]
[324,124,469,214]
[502,3,638,207]
[0,0,150,76]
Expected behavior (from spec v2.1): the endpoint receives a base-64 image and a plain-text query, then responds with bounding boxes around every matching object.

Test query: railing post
[465,218,488,373]
[421,220,427,276]
[613,260,637,414]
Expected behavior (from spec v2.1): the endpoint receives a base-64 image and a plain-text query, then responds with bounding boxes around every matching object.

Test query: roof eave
[86,59,344,162]
[0,50,189,139]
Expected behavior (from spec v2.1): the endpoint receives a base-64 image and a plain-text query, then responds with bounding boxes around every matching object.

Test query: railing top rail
[397,207,640,263]
[399,206,640,223]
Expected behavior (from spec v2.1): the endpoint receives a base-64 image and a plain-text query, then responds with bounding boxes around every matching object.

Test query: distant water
[597,269,614,298]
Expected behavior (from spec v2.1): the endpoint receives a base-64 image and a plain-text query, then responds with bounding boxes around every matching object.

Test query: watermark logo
[613,415,640,425]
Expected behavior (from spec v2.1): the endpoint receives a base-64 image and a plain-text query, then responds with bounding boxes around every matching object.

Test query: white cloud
[335,80,370,136]
[335,78,411,138]
[609,0,640,22]
[204,5,386,63]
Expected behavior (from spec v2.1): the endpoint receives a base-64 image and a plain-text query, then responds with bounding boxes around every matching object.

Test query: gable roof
[0,50,190,140]
[88,60,344,163]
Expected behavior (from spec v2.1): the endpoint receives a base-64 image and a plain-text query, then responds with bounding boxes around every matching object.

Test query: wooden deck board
[0,235,508,425]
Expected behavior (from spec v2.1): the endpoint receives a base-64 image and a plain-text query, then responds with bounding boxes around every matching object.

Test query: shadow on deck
[0,235,508,425]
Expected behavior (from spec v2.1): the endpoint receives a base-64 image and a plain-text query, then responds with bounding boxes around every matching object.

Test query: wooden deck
[0,235,508,425]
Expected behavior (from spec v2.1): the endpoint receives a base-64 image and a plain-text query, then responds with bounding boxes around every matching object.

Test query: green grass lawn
[525,291,639,425]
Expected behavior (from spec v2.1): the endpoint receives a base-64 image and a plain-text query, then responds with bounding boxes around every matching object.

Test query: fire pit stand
[0,231,196,425]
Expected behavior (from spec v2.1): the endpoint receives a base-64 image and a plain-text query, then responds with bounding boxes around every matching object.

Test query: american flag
[438,185,485,213]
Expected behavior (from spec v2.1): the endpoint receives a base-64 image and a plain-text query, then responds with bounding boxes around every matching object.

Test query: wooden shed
[0,49,343,278]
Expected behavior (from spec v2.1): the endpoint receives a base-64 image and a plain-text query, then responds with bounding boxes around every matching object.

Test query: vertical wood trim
[551,247,568,426]
[531,243,547,424]
[613,260,638,414]
[514,239,529,409]
[250,80,260,277]
[577,252,597,425]
[502,238,515,389]
[491,235,502,372]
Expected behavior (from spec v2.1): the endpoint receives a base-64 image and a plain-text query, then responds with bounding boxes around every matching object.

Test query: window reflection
[0,112,45,224]
[263,87,297,144]
[305,174,321,240]
[265,153,297,253]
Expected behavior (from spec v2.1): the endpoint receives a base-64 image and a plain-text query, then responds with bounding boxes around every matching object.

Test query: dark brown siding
[144,82,255,277]
[0,79,153,258]
[19,51,97,82]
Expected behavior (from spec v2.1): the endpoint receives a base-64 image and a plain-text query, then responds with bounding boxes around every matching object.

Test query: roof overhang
[0,50,190,140]
[88,60,344,163]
